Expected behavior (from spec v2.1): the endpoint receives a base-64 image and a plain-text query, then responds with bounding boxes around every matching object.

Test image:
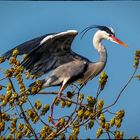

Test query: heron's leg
[50,79,68,126]
[50,97,59,126]
[57,78,68,98]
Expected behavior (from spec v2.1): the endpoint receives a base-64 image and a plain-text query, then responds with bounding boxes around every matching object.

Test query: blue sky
[0,1,140,139]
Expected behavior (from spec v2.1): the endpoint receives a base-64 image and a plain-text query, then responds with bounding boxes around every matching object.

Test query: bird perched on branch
[2,25,128,95]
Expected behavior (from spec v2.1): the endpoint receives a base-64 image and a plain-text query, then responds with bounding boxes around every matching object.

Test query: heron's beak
[110,36,128,48]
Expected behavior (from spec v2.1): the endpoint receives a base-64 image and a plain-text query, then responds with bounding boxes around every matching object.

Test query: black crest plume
[80,25,115,39]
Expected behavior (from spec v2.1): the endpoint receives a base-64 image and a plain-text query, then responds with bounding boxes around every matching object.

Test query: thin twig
[103,68,137,111]
[104,109,116,115]
[106,131,111,139]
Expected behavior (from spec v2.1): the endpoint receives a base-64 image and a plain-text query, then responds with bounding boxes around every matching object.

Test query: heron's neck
[93,34,107,63]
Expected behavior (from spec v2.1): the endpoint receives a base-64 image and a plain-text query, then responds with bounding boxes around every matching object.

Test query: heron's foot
[49,116,59,127]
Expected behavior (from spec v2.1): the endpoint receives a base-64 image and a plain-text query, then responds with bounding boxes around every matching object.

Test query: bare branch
[103,68,137,111]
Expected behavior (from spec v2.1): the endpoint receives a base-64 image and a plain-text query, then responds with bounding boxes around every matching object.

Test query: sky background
[0,1,140,139]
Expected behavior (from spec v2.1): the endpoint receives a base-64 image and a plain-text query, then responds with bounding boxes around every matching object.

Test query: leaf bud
[115,118,122,128]
[12,48,19,57]
[84,110,90,120]
[96,128,103,138]
[110,118,115,127]
[0,57,6,63]
[104,122,110,131]
[35,99,42,110]
[77,109,84,118]
[59,117,65,125]
[99,114,105,122]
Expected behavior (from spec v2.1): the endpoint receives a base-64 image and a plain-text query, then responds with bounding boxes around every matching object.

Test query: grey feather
[40,60,88,88]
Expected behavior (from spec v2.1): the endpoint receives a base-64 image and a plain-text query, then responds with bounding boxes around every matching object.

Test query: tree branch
[8,78,38,140]
[103,68,137,111]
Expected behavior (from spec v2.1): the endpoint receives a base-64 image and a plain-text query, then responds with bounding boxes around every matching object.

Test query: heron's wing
[2,33,56,59]
[2,30,78,77]
[21,30,78,77]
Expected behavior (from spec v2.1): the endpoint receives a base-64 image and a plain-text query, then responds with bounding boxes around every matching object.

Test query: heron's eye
[109,34,115,37]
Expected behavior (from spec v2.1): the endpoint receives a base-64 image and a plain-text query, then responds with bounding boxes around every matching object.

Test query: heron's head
[81,25,128,48]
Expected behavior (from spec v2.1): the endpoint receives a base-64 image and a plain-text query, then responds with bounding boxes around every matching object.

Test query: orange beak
[111,36,128,48]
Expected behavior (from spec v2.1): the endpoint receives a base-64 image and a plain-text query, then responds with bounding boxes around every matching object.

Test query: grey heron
[2,25,128,94]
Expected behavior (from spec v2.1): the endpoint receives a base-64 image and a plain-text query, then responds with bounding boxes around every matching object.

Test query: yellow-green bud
[26,71,30,79]
[100,121,105,128]
[96,128,103,138]
[110,118,115,127]
[119,131,124,139]
[104,122,110,131]
[99,71,108,90]
[99,114,105,122]
[115,118,122,128]
[32,116,39,123]
[114,130,120,139]
[5,91,12,100]
[5,69,13,78]
[79,93,84,101]
[10,128,16,134]
[72,127,79,135]
[77,109,84,118]
[61,100,66,108]
[9,57,16,65]
[13,92,18,99]
[54,97,60,106]
[116,110,125,119]
[0,95,5,101]
[88,120,94,129]
[1,100,7,107]
[97,99,104,109]
[18,123,24,131]
[0,120,5,132]
[16,131,22,139]
[59,117,65,125]
[35,100,42,110]
[0,57,6,63]
[87,96,93,103]
[12,49,19,57]
[84,110,90,119]
[66,100,72,107]
[41,104,50,116]
[87,96,96,107]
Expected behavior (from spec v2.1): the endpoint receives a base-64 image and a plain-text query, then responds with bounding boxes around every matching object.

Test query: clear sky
[0,1,140,139]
